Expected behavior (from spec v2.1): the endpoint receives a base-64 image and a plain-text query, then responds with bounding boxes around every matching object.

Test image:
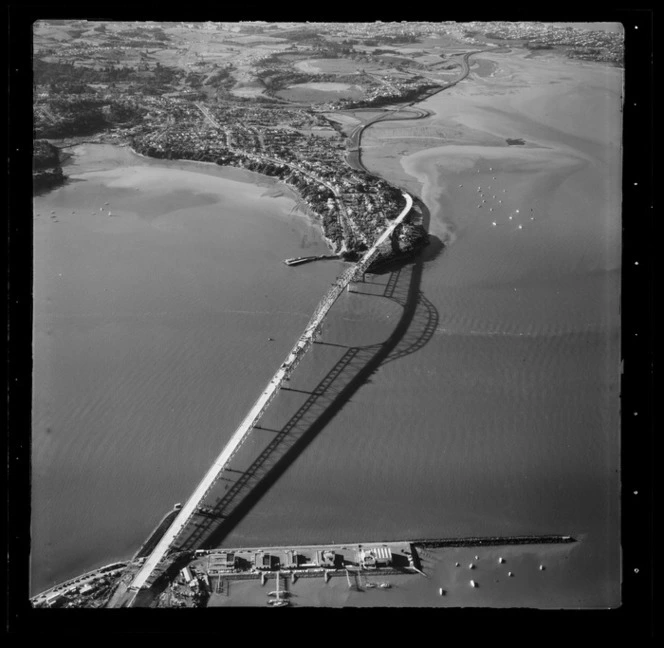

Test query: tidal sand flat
[31,145,342,595]
[393,51,621,606]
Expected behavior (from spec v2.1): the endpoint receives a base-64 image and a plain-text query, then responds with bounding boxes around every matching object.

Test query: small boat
[508,572,514,577]
[469,563,475,570]
[470,580,477,588]
[268,337,274,341]
[379,583,391,589]
[498,557,505,564]
[539,565,545,571]
[268,599,288,607]
[365,582,376,589]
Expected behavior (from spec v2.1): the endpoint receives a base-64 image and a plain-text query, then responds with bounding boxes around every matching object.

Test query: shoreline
[31,533,576,603]
[68,141,338,248]
[127,144,345,255]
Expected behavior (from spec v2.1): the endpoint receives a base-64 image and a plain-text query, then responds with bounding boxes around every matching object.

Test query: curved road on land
[342,49,495,174]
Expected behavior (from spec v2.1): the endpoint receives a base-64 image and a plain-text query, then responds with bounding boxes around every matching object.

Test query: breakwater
[413,535,576,548]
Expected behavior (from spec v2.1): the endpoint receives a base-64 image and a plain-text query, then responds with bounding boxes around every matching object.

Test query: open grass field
[469,57,500,78]
[226,34,288,45]
[276,82,365,103]
[413,54,445,66]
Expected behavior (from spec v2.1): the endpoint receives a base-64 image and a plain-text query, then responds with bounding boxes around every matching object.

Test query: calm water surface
[31,145,342,594]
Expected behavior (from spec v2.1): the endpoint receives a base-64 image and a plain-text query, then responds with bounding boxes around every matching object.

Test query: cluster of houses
[467,21,624,63]
[130,101,409,254]
[332,76,436,110]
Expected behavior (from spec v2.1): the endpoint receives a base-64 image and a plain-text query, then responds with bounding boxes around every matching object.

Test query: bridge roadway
[126,192,413,597]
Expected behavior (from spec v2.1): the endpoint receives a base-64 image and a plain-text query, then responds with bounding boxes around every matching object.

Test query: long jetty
[124,192,413,599]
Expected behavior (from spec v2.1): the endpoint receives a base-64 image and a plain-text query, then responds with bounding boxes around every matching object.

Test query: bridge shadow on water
[168,197,443,558]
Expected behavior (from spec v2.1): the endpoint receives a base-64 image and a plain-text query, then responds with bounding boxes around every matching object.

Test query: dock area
[173,534,577,608]
[31,533,577,608]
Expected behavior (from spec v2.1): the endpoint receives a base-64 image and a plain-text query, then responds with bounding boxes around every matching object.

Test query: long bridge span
[123,192,413,599]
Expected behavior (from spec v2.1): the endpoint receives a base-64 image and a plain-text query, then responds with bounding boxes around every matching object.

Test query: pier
[283,254,339,267]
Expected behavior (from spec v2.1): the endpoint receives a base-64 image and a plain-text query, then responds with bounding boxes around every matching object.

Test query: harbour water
[214,54,622,607]
[32,50,621,606]
[31,145,343,595]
